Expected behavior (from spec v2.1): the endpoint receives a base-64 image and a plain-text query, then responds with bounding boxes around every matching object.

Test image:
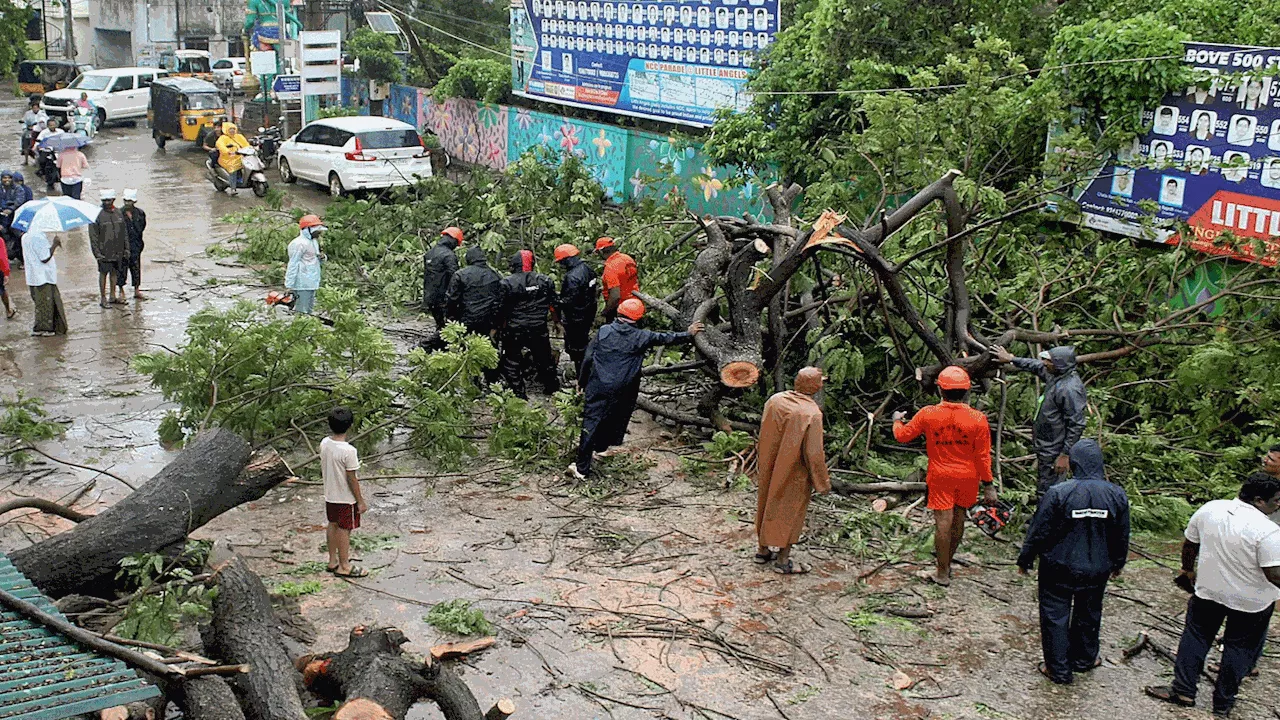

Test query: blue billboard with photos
[509,0,781,127]
[1062,42,1280,266]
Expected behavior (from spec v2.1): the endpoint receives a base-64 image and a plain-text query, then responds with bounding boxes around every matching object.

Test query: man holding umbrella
[11,193,108,333]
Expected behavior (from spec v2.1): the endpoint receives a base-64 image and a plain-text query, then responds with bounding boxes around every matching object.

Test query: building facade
[88,0,248,67]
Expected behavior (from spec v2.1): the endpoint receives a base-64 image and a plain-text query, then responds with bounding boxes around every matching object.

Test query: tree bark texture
[11,429,290,598]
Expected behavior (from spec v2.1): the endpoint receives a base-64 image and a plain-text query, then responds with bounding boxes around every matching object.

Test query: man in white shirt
[1145,473,1280,717]
[35,117,63,145]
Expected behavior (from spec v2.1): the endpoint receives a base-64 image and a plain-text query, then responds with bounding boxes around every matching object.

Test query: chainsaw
[968,501,1014,538]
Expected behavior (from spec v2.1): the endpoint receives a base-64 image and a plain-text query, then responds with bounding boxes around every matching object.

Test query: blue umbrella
[39,133,92,152]
[10,196,101,233]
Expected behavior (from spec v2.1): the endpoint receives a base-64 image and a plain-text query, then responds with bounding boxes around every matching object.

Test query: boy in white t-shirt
[321,407,368,577]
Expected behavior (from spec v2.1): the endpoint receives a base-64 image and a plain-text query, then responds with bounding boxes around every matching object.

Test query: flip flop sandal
[773,559,811,575]
[1038,662,1072,685]
[5,309,14,319]
[326,564,340,573]
[1074,657,1103,673]
[334,565,369,578]
[753,550,777,564]
[1144,686,1196,708]
[915,569,951,586]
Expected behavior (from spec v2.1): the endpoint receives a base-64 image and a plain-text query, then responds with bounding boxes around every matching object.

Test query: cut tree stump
[303,626,485,720]
[11,429,290,598]
[485,699,516,720]
[201,542,308,720]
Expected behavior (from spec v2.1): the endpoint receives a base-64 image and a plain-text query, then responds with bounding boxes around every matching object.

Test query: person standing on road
[11,172,33,207]
[321,406,369,579]
[992,345,1088,495]
[56,144,89,200]
[0,172,21,259]
[595,236,638,322]
[1018,439,1130,685]
[497,249,560,400]
[21,226,66,336]
[1145,473,1280,717]
[422,226,463,330]
[893,366,996,586]
[0,228,12,320]
[286,215,325,314]
[446,245,502,334]
[754,367,832,575]
[88,189,128,308]
[570,299,703,480]
[118,189,146,300]
[554,243,597,373]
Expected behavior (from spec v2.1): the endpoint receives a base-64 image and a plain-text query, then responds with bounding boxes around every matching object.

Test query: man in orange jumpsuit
[755,367,831,575]
[893,366,997,586]
[595,236,638,322]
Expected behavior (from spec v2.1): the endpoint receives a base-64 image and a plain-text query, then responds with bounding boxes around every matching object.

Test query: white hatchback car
[211,57,246,91]
[277,116,434,196]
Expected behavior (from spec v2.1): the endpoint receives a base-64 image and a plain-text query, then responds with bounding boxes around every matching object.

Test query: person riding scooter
[215,122,250,190]
[21,97,47,165]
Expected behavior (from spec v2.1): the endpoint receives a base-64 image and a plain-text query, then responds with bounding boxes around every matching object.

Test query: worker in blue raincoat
[992,344,1089,495]
[569,298,703,479]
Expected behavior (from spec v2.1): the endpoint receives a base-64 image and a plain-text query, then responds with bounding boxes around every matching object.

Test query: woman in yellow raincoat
[215,122,250,187]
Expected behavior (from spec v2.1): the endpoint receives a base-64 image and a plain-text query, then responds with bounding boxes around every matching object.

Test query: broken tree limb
[636,396,756,433]
[829,480,927,495]
[0,497,91,523]
[302,626,485,720]
[430,637,496,662]
[11,429,290,598]
[201,543,307,720]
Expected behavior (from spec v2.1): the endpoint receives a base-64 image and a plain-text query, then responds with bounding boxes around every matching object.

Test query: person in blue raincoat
[992,344,1089,495]
[0,171,25,266]
[569,298,703,480]
[286,214,325,313]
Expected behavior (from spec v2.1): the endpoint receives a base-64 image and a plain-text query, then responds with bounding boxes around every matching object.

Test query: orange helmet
[298,214,323,230]
[594,236,616,252]
[617,298,645,321]
[554,244,580,262]
[937,366,971,390]
[441,226,464,244]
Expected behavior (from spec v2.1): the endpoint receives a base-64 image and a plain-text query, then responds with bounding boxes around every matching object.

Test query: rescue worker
[554,243,598,372]
[570,299,703,479]
[992,345,1088,495]
[595,236,638,322]
[498,249,560,400]
[1018,439,1130,685]
[285,215,325,314]
[215,122,250,192]
[755,367,832,575]
[893,366,996,586]
[446,246,502,336]
[422,226,464,331]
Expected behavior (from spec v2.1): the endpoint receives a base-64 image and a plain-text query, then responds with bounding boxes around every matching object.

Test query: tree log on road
[11,429,290,598]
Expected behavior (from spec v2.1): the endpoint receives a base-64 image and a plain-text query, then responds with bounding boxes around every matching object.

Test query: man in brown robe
[755,367,831,575]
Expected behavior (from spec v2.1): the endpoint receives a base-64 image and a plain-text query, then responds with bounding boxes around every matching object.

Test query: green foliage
[0,393,65,464]
[486,389,580,468]
[348,28,405,84]
[114,542,215,646]
[424,599,492,636]
[0,0,31,79]
[433,57,512,103]
[317,105,359,119]
[272,580,323,597]
[284,560,330,576]
[320,532,401,554]
[397,323,498,470]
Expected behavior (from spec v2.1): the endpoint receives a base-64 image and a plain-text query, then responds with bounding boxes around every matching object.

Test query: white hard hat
[99,189,117,201]
[123,189,138,201]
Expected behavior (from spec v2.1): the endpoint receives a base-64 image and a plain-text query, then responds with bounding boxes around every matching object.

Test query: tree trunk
[11,429,289,598]
[175,676,249,720]
[302,626,485,720]
[202,544,308,720]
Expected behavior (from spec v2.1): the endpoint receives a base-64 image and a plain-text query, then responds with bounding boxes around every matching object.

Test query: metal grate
[0,555,160,720]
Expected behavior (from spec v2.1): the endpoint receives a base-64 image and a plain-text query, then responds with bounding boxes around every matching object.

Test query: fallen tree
[11,428,290,598]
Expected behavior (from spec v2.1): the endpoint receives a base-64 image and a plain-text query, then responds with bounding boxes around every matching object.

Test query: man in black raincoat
[422,227,463,330]
[993,345,1088,494]
[446,246,501,336]
[1018,439,1130,685]
[554,243,598,372]
[498,249,560,399]
[570,298,703,480]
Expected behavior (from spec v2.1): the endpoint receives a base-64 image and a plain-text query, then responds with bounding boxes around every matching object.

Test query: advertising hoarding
[509,0,780,127]
[1056,42,1280,266]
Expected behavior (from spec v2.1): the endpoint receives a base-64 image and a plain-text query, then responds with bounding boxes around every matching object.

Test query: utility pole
[175,0,183,48]
[62,0,75,60]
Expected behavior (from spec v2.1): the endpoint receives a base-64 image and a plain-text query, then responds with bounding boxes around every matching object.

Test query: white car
[277,116,434,196]
[42,67,168,126]
[212,57,246,91]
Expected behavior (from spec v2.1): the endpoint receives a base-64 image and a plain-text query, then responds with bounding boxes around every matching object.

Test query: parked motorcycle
[252,126,281,168]
[207,146,270,197]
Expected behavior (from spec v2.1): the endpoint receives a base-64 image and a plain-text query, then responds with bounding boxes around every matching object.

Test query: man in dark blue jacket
[1018,439,1130,685]
[570,298,703,479]
[498,249,560,400]
[993,344,1089,495]
[554,243,597,373]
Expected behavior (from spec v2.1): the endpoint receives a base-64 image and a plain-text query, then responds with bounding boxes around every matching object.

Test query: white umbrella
[10,196,101,233]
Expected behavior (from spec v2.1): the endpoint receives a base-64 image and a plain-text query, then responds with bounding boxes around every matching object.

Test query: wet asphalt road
[0,87,328,529]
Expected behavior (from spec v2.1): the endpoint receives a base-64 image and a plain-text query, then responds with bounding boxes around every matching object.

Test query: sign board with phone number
[1053,42,1280,266]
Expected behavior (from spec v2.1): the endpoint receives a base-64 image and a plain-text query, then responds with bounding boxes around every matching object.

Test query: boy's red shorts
[326,502,361,530]
[925,478,979,511]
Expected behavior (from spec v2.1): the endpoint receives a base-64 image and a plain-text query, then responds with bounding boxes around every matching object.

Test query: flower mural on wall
[695,167,724,202]
[629,169,647,197]
[558,123,582,155]
[648,139,696,175]
[478,103,502,128]
[515,108,534,130]
[592,129,612,158]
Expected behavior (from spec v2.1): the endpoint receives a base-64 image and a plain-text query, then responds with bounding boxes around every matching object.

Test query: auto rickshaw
[17,60,94,95]
[158,50,214,81]
[148,77,227,149]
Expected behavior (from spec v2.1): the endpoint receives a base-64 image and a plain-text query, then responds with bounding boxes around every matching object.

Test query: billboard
[509,0,779,127]
[1056,42,1280,266]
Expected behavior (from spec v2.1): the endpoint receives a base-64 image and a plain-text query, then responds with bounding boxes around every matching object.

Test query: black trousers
[500,327,559,399]
[1172,595,1273,714]
[563,320,591,374]
[1038,576,1106,683]
[1036,453,1065,496]
[427,303,447,333]
[117,254,141,288]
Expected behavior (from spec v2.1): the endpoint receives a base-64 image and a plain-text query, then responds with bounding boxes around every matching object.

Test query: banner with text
[509,0,778,126]
[1062,42,1280,266]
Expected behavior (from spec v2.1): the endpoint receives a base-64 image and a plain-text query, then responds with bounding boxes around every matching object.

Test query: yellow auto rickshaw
[148,77,227,149]
[158,50,214,81]
[18,60,94,95]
